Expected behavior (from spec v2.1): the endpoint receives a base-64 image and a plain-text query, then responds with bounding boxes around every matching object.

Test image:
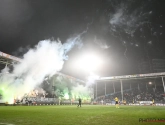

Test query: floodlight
[77,53,103,72]
[149,82,152,84]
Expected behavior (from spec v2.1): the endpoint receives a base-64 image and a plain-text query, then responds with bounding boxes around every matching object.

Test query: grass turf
[0,105,165,125]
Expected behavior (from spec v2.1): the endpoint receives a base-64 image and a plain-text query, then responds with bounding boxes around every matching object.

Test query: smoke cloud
[0,35,82,103]
[109,2,152,37]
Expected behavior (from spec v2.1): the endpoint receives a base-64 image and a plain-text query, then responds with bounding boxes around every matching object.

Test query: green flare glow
[64,93,69,99]
[0,86,14,104]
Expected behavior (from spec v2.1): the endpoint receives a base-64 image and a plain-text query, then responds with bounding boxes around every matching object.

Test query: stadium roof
[0,51,21,70]
[0,51,85,84]
[97,72,165,81]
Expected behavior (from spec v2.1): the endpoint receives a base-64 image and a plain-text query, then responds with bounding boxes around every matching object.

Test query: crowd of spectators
[96,86,165,104]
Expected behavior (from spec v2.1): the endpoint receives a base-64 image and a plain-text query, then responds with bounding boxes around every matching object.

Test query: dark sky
[0,0,165,79]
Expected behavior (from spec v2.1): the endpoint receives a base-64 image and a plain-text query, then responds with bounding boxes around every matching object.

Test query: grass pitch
[0,105,165,125]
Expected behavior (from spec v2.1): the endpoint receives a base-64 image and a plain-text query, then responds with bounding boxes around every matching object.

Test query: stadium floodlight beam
[77,53,103,72]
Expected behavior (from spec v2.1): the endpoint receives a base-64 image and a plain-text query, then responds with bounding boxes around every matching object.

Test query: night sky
[0,0,165,79]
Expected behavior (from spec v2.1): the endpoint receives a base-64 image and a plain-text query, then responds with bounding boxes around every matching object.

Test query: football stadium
[1,1,165,125]
[1,51,165,125]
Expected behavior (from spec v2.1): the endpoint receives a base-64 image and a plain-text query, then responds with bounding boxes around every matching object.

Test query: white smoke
[109,8,123,25]
[86,72,100,87]
[94,36,110,49]
[109,3,151,37]
[71,84,92,99]
[0,35,82,103]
